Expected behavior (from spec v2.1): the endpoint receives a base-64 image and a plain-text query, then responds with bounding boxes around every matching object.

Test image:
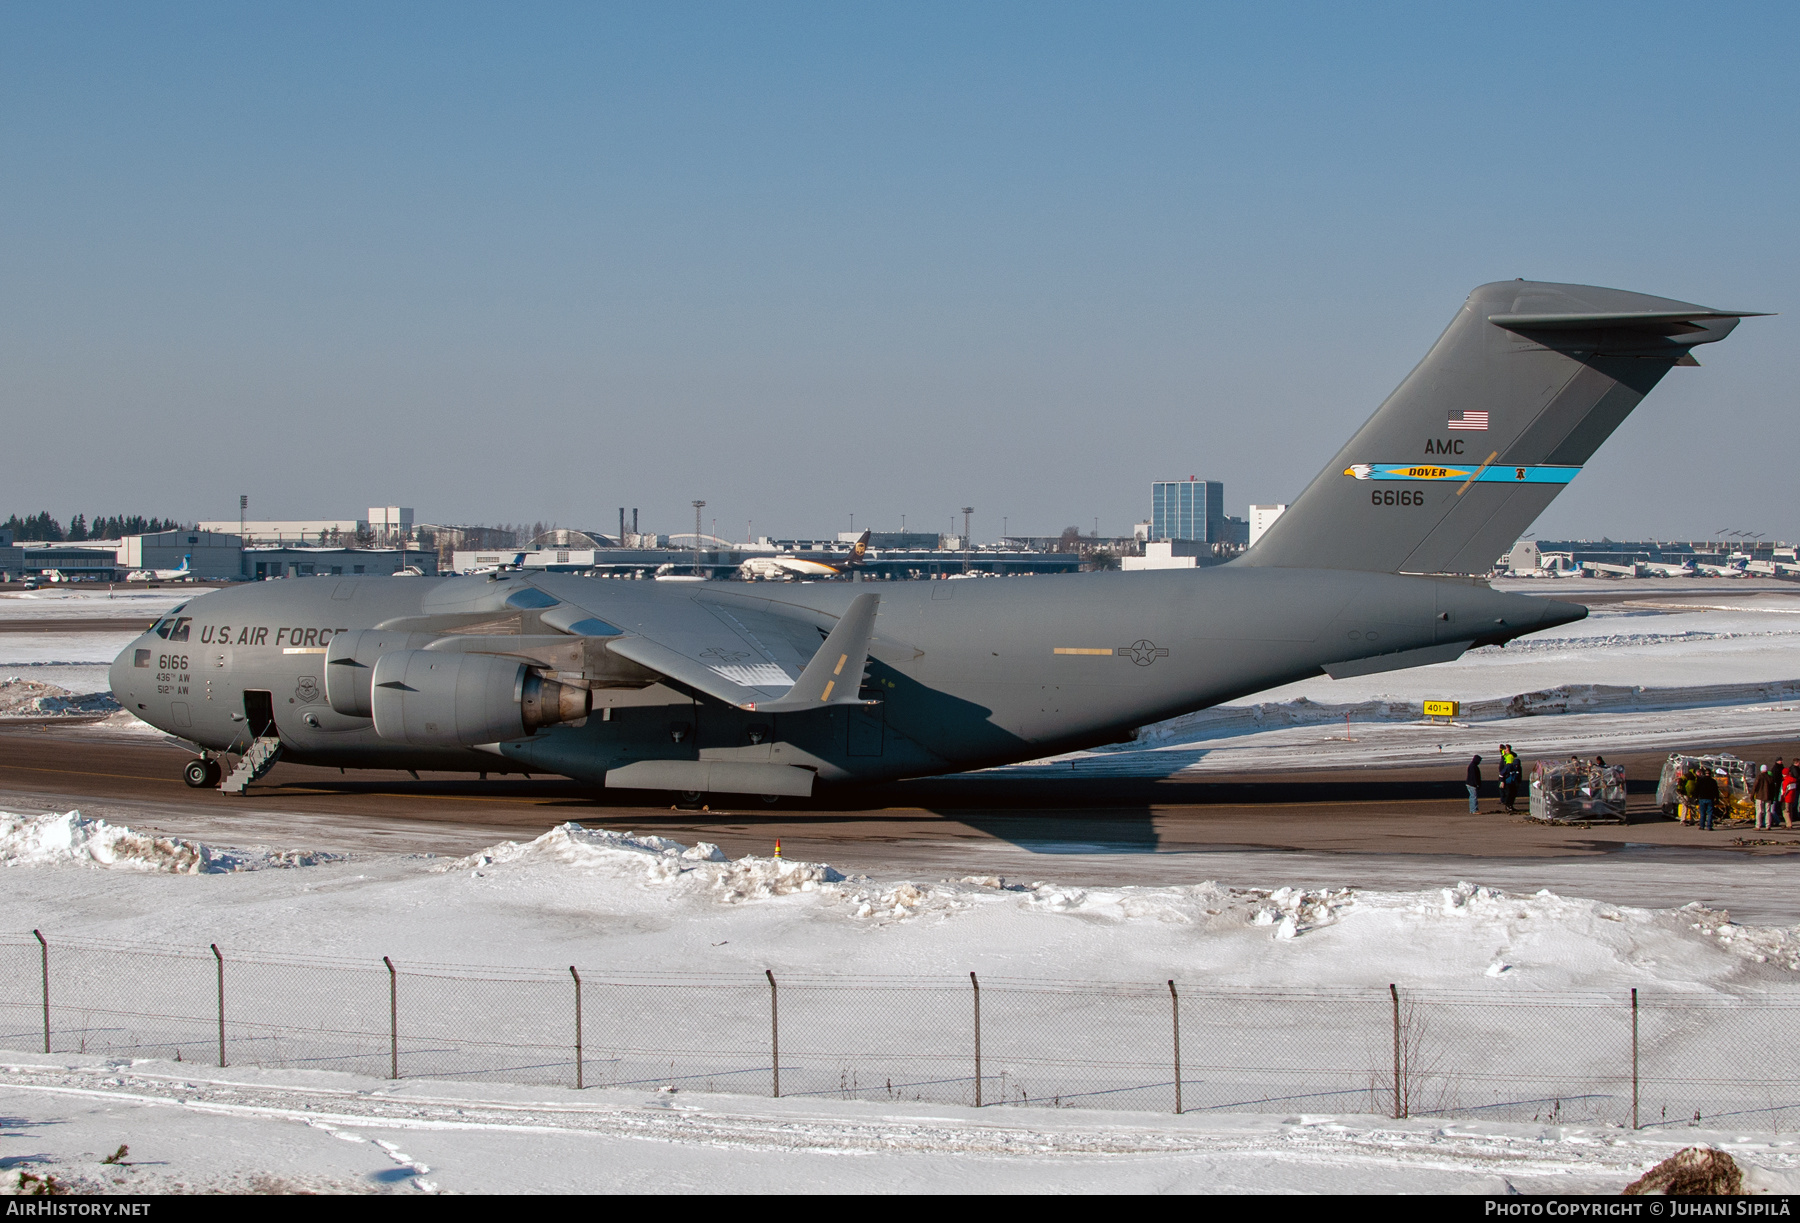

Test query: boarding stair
[220,736,282,795]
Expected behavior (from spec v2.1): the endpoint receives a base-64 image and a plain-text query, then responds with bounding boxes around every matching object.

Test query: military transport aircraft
[113,280,1759,798]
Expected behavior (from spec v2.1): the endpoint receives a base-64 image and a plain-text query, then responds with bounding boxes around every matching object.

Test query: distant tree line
[4,513,188,542]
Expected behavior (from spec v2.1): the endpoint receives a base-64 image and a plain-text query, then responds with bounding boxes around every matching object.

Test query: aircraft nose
[110,637,147,714]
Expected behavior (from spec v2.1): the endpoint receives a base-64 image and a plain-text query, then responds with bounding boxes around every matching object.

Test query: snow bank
[0,811,337,873]
[446,823,730,873]
[7,814,1799,995]
[424,825,1800,984]
[444,821,877,905]
[1357,880,1800,979]
[0,677,120,717]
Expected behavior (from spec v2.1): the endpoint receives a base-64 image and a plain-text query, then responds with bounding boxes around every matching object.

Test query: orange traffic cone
[774,839,782,859]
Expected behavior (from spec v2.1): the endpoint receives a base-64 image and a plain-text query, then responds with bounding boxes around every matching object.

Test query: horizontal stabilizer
[1491,309,1767,334]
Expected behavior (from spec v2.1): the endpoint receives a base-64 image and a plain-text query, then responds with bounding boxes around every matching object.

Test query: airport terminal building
[0,530,435,582]
[242,546,436,580]
[452,540,1081,580]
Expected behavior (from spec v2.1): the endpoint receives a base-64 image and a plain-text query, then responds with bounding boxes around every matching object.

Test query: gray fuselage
[110,567,1583,788]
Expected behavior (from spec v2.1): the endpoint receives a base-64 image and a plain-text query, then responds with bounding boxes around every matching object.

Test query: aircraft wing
[602,592,880,711]
[374,575,881,712]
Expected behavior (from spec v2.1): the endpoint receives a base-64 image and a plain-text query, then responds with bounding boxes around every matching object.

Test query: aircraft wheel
[675,790,706,810]
[204,759,222,787]
[760,794,782,806]
[183,759,213,789]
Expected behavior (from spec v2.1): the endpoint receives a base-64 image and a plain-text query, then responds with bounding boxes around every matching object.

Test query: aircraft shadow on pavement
[257,770,1498,813]
[251,768,1673,856]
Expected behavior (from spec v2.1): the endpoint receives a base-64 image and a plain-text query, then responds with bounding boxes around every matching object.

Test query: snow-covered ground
[0,588,182,697]
[0,638,137,698]
[0,587,188,620]
[8,812,1800,1192]
[12,812,1798,993]
[10,1052,1800,1194]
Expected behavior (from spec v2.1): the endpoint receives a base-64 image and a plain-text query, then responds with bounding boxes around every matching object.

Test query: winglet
[752,592,880,712]
[601,592,883,713]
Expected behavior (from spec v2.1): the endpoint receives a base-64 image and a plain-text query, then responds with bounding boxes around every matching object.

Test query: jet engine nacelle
[325,629,438,717]
[368,649,591,747]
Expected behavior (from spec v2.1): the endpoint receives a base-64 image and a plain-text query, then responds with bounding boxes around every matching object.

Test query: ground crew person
[1465,754,1483,814]
[1783,764,1798,830]
[1754,765,1775,830]
[1692,767,1721,831]
[1499,745,1522,814]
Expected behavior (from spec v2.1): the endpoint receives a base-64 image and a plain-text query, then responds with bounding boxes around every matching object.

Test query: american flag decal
[1447,410,1489,431]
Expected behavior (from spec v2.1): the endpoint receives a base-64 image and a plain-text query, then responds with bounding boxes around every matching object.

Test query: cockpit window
[149,603,189,640]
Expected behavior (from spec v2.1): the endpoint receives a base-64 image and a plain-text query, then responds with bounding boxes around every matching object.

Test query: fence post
[1389,983,1403,1119]
[1631,987,1639,1130]
[571,966,583,1090]
[211,944,226,1067]
[766,969,779,1099]
[383,956,398,1079]
[1169,979,1182,1115]
[33,929,48,1054]
[971,971,982,1108]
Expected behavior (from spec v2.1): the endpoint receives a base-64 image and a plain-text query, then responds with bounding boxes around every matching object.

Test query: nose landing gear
[182,757,222,789]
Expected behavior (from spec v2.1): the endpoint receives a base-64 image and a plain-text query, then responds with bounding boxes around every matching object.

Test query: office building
[1248,504,1289,547]
[1151,479,1224,542]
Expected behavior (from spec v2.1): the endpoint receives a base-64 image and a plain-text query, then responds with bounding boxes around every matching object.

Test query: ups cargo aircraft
[113,280,1760,799]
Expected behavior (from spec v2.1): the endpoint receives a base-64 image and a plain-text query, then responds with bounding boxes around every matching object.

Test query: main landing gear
[671,790,783,809]
[182,757,222,789]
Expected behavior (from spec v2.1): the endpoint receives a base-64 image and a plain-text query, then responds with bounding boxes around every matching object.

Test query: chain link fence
[4,931,1797,1127]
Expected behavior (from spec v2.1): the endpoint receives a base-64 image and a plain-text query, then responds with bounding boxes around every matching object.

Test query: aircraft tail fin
[1240,281,1764,574]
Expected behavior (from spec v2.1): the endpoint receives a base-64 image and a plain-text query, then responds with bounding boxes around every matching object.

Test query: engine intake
[369,649,590,747]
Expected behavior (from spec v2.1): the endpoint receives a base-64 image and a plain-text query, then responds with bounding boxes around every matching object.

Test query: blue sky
[3,2,1794,541]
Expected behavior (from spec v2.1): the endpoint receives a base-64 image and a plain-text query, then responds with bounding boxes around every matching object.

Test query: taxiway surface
[6,724,1800,922]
